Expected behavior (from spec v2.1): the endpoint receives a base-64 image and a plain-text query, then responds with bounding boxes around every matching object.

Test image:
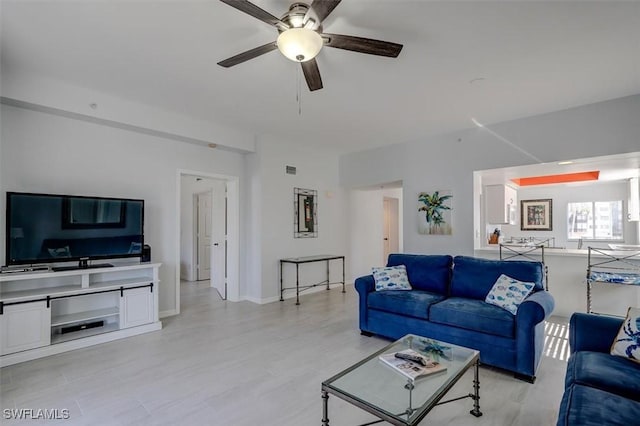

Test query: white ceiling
[2,0,640,154]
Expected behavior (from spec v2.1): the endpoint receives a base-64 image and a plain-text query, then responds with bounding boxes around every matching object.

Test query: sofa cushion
[451,256,544,300]
[556,384,640,426]
[485,274,535,315]
[429,297,515,338]
[387,254,452,294]
[372,265,412,291]
[610,306,640,364]
[565,351,640,402]
[368,290,445,320]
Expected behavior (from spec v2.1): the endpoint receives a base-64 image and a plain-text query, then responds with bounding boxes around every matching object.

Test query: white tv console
[0,262,162,367]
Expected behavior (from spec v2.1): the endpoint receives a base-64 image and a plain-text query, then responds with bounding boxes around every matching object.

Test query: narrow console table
[280,255,345,305]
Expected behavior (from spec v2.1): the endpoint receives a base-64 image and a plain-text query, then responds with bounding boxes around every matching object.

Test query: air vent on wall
[286,165,297,175]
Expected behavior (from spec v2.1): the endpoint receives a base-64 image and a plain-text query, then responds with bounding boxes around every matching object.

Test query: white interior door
[197,192,212,281]
[211,181,227,299]
[383,197,400,263]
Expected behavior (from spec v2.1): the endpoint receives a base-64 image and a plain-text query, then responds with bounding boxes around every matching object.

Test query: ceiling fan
[217,0,403,91]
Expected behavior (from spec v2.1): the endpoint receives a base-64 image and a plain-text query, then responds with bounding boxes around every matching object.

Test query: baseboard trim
[243,282,354,305]
[160,309,178,318]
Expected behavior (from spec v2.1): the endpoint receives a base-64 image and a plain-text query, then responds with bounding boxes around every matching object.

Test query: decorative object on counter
[294,187,317,238]
[418,190,452,235]
[489,228,500,244]
[520,199,553,231]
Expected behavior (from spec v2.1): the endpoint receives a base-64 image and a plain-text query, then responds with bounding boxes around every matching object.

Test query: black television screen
[6,192,144,267]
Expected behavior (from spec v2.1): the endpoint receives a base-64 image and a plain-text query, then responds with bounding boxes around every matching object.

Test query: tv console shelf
[0,263,162,367]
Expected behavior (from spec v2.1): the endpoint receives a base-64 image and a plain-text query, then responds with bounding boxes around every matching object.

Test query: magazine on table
[379,349,447,381]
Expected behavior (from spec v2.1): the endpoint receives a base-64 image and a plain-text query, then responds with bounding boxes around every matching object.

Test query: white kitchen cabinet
[486,184,518,224]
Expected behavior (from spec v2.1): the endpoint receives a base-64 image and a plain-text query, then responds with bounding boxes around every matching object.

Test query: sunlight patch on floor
[544,320,570,361]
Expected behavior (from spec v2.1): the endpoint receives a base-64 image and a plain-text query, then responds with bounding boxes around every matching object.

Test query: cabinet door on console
[0,301,51,355]
[120,287,154,329]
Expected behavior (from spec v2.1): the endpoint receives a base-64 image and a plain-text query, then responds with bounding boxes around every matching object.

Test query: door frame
[176,169,240,314]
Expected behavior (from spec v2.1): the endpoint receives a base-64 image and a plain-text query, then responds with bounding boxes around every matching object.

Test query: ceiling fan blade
[219,0,289,30]
[301,59,323,91]
[323,33,403,57]
[217,42,278,68]
[308,0,342,23]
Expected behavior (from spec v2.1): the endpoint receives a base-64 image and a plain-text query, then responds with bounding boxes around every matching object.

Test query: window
[567,201,623,240]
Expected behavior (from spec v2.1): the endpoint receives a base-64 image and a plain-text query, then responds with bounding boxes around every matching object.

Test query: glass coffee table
[321,334,481,425]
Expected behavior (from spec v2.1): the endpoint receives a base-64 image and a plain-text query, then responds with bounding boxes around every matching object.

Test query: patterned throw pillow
[372,265,412,291]
[610,307,640,364]
[485,274,535,315]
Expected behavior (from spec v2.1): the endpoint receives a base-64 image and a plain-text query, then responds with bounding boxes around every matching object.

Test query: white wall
[1,71,256,153]
[497,181,638,248]
[340,95,640,256]
[0,104,246,315]
[246,137,350,303]
[349,187,403,280]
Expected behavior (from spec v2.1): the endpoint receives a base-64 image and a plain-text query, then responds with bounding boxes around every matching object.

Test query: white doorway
[383,197,400,262]
[348,182,403,279]
[177,170,240,313]
[194,182,227,298]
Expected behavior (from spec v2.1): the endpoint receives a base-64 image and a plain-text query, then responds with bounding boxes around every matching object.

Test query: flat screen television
[6,192,144,270]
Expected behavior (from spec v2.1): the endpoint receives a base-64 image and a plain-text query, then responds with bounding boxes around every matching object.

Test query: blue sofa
[557,313,640,425]
[355,254,555,382]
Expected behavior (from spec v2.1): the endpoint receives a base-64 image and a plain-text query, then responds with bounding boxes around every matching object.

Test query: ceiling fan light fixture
[277,28,323,62]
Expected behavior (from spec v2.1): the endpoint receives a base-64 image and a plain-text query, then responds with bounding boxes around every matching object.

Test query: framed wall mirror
[294,188,317,238]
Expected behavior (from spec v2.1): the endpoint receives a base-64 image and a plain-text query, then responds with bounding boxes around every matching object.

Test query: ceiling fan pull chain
[296,65,302,115]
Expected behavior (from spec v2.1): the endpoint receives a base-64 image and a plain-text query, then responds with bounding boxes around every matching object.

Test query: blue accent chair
[355,254,555,382]
[556,313,640,425]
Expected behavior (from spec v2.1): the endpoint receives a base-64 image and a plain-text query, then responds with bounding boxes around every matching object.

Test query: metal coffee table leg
[322,390,330,425]
[470,359,482,417]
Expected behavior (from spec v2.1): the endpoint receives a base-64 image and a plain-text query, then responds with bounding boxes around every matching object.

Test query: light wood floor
[1,282,568,425]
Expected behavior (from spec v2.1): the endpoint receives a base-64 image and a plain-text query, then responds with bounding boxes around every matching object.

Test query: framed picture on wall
[521,199,553,231]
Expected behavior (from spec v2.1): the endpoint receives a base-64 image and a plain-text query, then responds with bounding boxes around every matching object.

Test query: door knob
[383,238,389,241]
[213,243,219,246]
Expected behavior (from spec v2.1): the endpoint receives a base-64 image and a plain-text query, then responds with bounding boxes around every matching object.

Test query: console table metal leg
[341,257,346,293]
[279,261,284,302]
[326,260,330,290]
[295,263,300,305]
[321,390,330,426]
[470,359,482,417]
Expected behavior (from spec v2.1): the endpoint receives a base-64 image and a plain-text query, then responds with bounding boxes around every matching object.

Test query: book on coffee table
[379,349,447,382]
